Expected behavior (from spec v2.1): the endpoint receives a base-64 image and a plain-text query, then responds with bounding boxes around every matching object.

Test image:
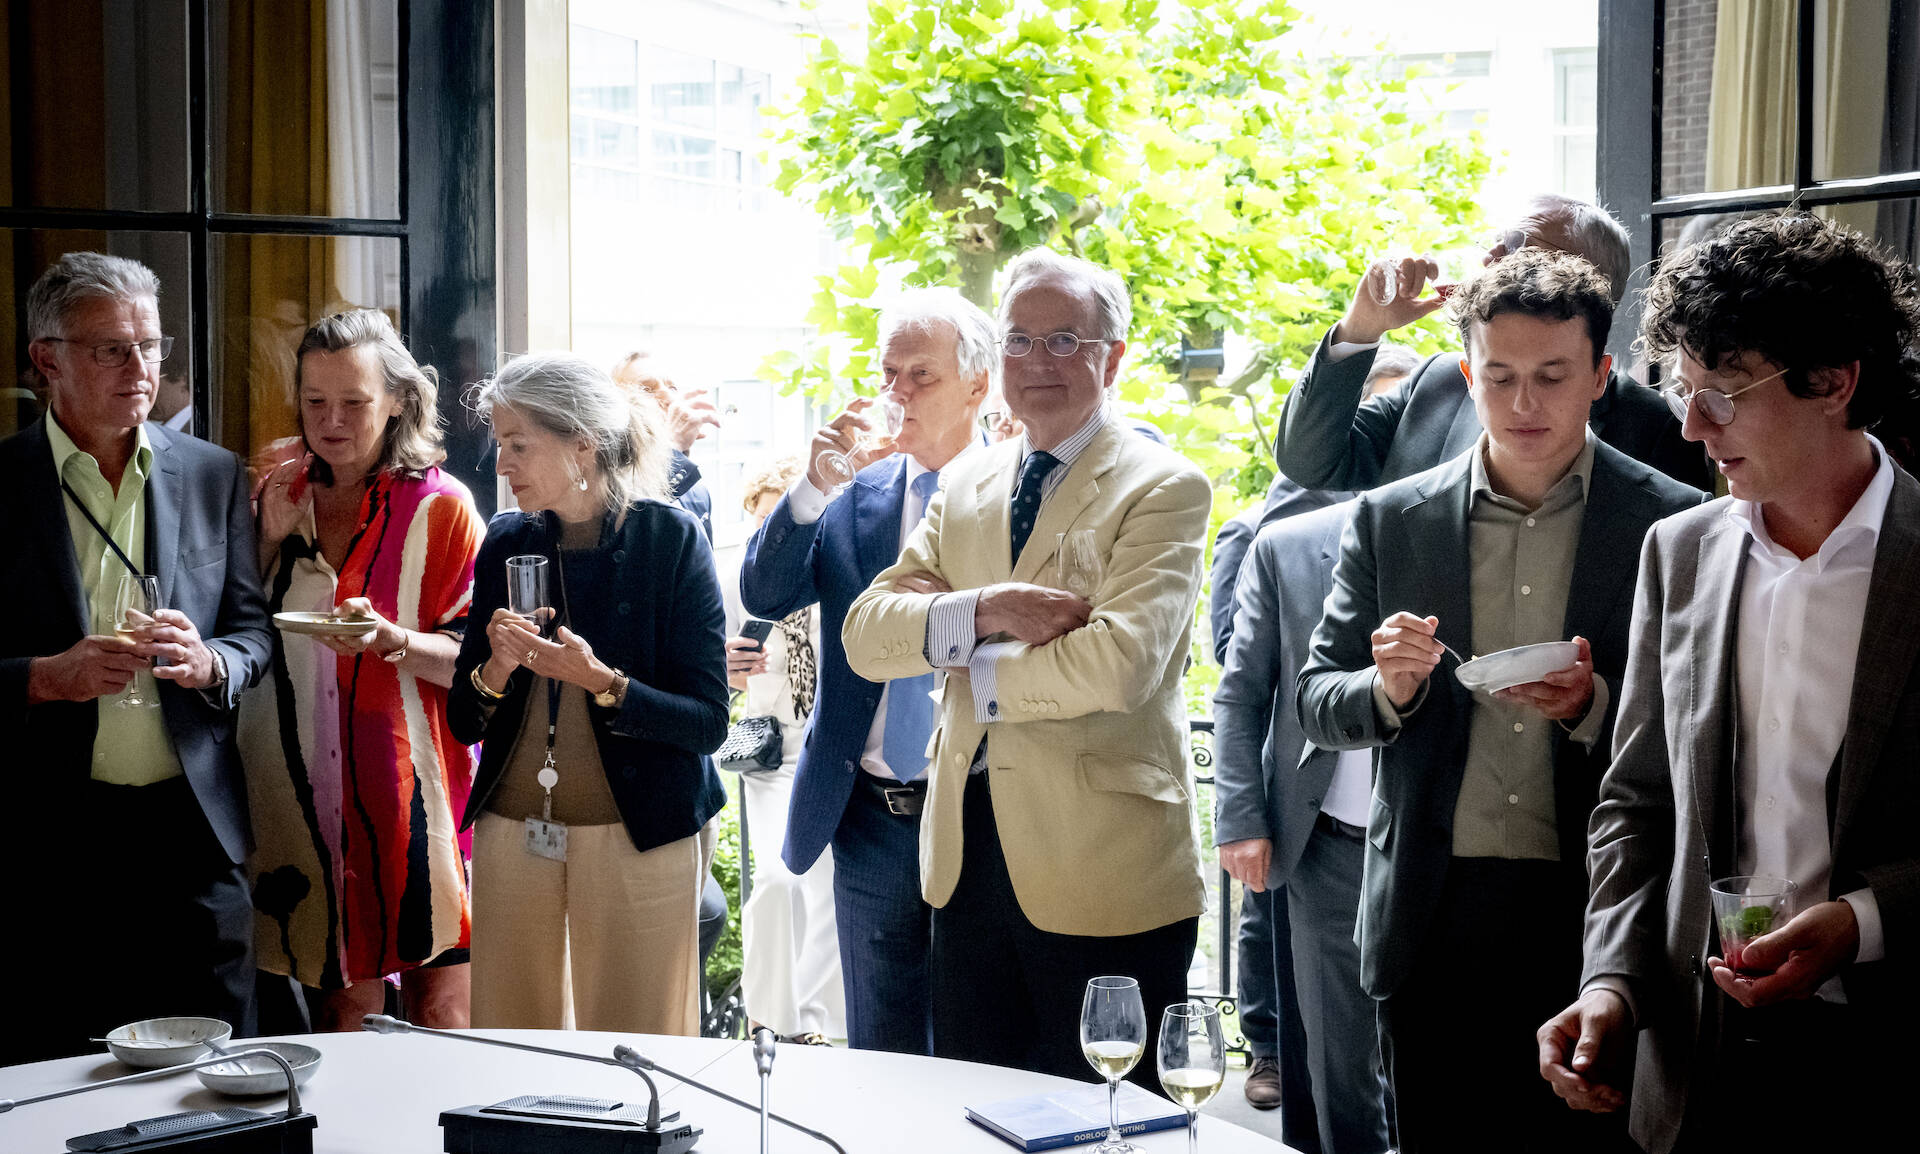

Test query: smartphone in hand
[740,618,776,652]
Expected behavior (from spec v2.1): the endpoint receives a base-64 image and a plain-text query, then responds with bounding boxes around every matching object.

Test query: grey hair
[26,252,162,342]
[466,352,671,513]
[1365,343,1423,391]
[878,287,1000,388]
[294,309,445,482]
[998,247,1132,341]
[1523,194,1632,304]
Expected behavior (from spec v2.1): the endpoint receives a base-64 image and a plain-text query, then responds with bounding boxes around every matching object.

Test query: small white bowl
[104,1017,233,1068]
[1455,641,1583,694]
[195,1042,324,1097]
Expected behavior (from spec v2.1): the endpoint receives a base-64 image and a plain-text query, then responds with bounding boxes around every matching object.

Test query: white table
[0,1030,1295,1153]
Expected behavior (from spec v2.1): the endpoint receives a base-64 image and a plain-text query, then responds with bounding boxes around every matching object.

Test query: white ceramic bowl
[195,1042,324,1096]
[103,1017,233,1068]
[1454,641,1583,694]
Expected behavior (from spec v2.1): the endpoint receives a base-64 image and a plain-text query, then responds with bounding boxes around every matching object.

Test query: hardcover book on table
[965,1081,1186,1151]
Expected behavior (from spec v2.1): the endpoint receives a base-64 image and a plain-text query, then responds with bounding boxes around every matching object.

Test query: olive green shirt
[46,414,185,786]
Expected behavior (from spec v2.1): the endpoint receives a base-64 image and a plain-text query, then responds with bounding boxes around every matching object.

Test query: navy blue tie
[881,470,941,780]
[1009,450,1060,562]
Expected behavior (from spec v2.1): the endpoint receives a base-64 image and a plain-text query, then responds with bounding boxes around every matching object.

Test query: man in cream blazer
[843,248,1209,1084]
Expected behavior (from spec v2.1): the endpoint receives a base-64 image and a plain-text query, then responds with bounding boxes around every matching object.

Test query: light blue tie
[882,470,941,781]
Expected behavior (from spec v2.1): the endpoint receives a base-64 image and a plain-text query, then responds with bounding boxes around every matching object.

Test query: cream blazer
[843,419,1210,937]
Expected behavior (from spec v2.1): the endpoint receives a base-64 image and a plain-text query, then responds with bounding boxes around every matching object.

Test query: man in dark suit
[0,252,273,1064]
[1539,213,1920,1151]
[740,287,994,1054]
[1274,193,1710,494]
[1297,249,1703,1150]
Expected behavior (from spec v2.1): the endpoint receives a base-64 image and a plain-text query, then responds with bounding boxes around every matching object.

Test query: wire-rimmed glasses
[1659,364,1789,426]
[45,336,174,368]
[1003,331,1109,358]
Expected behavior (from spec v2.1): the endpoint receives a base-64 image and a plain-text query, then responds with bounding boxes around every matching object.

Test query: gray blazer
[1296,440,1704,997]
[1274,330,1712,494]
[1213,499,1356,890]
[1581,471,1920,1154]
[0,418,273,865]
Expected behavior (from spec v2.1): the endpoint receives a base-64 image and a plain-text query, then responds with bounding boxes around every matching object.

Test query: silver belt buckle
[882,787,914,816]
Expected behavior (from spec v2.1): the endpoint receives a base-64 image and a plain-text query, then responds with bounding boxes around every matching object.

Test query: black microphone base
[66,1110,318,1154]
[440,1105,700,1154]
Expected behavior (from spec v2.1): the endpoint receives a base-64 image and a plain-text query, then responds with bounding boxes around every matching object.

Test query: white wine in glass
[1158,1001,1226,1154]
[815,396,905,491]
[1080,976,1146,1154]
[114,573,163,710]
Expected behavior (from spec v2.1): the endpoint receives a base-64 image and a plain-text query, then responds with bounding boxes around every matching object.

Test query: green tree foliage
[765,0,1492,510]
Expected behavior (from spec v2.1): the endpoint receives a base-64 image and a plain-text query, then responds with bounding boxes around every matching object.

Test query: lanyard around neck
[60,478,141,578]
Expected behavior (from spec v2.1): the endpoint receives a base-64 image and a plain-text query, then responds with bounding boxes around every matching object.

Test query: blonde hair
[294,309,445,482]
[741,456,805,515]
[468,352,671,512]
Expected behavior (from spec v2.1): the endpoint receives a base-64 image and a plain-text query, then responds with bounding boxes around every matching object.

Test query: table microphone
[752,1028,775,1154]
[0,1046,317,1153]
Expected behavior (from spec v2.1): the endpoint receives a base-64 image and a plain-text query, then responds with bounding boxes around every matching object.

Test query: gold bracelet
[382,630,411,664]
[470,663,507,700]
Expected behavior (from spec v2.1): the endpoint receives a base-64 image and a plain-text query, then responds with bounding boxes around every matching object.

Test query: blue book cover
[965,1081,1187,1151]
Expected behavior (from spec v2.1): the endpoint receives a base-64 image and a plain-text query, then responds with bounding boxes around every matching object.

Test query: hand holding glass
[1056,529,1104,600]
[1158,1002,1225,1154]
[1080,976,1146,1154]
[1710,875,1798,976]
[506,555,553,638]
[114,573,163,709]
[815,397,905,490]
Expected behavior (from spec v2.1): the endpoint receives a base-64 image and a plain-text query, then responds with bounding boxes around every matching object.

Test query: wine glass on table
[113,573,163,709]
[1056,529,1104,601]
[1080,975,1147,1154]
[1158,1001,1226,1154]
[814,396,904,491]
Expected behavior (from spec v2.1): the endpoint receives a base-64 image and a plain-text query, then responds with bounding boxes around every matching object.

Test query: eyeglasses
[46,336,174,368]
[1659,365,1790,426]
[1003,331,1109,358]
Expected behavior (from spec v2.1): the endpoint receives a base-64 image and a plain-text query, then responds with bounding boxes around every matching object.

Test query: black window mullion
[189,0,211,440]
[1796,0,1817,192]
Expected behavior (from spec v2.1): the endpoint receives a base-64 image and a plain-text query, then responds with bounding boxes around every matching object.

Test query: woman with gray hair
[241,308,484,1030]
[449,352,730,1035]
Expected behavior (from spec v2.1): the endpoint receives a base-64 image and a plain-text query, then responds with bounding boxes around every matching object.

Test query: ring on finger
[524,649,537,666]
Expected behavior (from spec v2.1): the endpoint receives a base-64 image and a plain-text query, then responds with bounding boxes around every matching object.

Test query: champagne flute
[506,554,553,639]
[1056,529,1104,600]
[814,396,905,491]
[113,573,163,709]
[1158,1001,1226,1154]
[1080,975,1147,1154]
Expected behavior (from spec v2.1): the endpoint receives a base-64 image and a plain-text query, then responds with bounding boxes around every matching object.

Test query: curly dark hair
[1639,211,1920,461]
[1450,248,1613,365]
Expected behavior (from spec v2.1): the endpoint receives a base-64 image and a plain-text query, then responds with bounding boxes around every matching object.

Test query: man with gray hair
[740,285,995,1055]
[842,248,1211,1083]
[1276,193,1710,493]
[0,251,273,1063]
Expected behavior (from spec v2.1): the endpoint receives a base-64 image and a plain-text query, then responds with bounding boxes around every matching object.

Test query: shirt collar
[1468,427,1596,509]
[1020,403,1109,472]
[1727,432,1894,570]
[47,412,152,488]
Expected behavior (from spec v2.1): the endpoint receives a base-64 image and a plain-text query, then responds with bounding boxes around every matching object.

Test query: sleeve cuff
[1372,670,1420,733]
[1840,887,1884,964]
[1581,976,1639,1028]
[927,589,983,669]
[1328,338,1381,363]
[969,639,1020,724]
[197,648,231,708]
[1565,673,1610,748]
[785,473,834,525]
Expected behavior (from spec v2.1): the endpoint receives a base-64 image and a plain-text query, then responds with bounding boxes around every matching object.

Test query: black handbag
[715,715,782,773]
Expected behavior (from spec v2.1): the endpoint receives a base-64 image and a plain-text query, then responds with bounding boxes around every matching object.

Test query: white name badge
[524,817,568,861]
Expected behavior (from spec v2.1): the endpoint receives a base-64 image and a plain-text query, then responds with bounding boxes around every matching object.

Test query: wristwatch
[593,669,629,708]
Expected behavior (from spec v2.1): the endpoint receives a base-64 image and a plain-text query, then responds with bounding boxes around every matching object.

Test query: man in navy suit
[740,287,995,1054]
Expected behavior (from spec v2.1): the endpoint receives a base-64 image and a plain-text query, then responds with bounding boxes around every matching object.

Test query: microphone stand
[614,1041,844,1154]
[0,1047,316,1153]
[752,1028,775,1154]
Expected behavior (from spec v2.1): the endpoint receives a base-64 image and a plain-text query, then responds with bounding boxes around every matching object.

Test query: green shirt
[46,414,184,786]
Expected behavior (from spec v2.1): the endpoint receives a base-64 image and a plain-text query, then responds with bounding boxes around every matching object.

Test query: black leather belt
[858,772,927,817]
[1315,812,1367,839]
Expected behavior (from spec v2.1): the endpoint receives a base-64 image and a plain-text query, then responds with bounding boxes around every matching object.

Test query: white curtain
[326,0,400,309]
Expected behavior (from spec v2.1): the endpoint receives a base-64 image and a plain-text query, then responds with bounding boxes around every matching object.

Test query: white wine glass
[1056,529,1104,600]
[814,396,905,491]
[113,573,163,710]
[1080,975,1146,1154]
[1158,1001,1226,1154]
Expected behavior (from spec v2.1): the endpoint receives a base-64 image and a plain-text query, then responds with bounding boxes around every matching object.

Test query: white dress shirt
[1727,435,1893,986]
[1321,749,1373,828]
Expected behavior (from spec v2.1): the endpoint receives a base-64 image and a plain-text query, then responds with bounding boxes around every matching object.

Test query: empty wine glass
[815,396,905,491]
[1080,976,1146,1154]
[113,573,163,709]
[506,555,553,638]
[1158,1002,1226,1154]
[1056,529,1104,600]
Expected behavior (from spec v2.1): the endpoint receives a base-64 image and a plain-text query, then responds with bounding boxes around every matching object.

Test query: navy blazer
[0,417,273,865]
[739,456,910,874]
[1296,440,1705,997]
[450,501,730,853]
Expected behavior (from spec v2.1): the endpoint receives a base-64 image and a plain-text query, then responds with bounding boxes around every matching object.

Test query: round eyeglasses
[1003,331,1109,358]
[46,336,174,368]
[1659,365,1790,426]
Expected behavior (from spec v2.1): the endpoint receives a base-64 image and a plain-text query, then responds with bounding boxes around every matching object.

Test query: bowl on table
[195,1041,324,1097]
[103,1017,233,1068]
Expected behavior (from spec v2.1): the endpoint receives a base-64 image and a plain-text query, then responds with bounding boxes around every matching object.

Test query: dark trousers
[9,775,254,1065]
[829,775,934,1054]
[931,771,1198,1088]
[1287,821,1389,1154]
[1239,885,1322,1152]
[1674,998,1895,1151]
[1376,857,1627,1154]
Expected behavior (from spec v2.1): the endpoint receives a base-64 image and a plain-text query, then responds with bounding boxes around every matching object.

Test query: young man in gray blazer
[1539,213,1920,1152]
[1297,250,1703,1150]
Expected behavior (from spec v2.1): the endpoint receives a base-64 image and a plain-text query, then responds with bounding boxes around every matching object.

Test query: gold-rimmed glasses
[1660,365,1789,426]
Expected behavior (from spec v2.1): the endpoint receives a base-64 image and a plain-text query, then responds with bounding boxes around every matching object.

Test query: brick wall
[1660,0,1719,197]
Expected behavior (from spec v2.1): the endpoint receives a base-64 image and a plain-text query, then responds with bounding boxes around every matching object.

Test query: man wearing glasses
[1275,193,1710,494]
[842,247,1210,1084]
[0,252,272,1063]
[1538,213,1920,1149]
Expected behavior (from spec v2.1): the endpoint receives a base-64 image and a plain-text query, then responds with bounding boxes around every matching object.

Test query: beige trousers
[470,812,712,1035]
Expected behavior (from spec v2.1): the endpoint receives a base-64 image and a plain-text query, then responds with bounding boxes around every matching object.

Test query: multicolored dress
[239,467,483,988]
